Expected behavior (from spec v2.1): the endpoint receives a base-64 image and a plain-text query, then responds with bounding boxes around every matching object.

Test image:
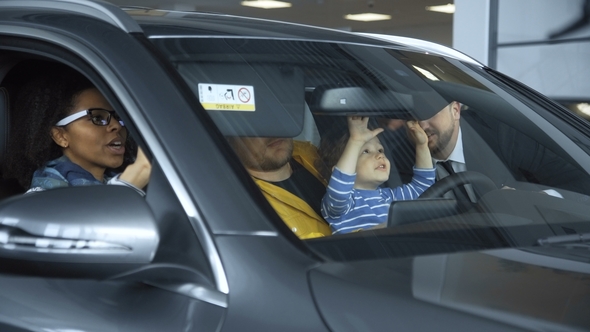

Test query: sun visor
[308,85,449,121]
[410,90,451,121]
[427,81,508,113]
[178,63,305,137]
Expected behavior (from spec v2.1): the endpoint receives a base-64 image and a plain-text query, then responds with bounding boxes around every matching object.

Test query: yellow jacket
[253,141,331,239]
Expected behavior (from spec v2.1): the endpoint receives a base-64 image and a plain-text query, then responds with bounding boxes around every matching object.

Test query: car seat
[293,103,321,147]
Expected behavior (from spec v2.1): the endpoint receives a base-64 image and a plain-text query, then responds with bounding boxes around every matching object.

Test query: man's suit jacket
[386,112,513,189]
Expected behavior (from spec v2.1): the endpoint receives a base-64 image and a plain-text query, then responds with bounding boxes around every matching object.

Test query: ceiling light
[344,13,392,22]
[241,0,292,9]
[425,4,455,14]
[576,103,590,116]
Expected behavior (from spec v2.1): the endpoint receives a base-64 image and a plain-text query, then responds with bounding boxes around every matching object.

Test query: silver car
[0,0,589,331]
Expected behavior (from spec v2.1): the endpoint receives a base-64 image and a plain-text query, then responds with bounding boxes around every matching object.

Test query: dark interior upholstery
[0,87,8,162]
[0,86,26,198]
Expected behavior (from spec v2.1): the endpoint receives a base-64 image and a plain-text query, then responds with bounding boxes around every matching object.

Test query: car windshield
[149,35,590,261]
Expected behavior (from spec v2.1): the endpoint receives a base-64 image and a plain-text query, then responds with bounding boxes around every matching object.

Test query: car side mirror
[0,185,159,279]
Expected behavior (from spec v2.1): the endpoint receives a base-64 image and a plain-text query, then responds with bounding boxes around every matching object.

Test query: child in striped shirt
[319,116,435,234]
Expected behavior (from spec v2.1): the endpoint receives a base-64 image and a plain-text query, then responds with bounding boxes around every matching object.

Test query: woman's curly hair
[3,62,119,188]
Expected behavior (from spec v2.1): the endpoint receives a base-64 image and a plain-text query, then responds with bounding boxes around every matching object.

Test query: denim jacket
[28,155,145,196]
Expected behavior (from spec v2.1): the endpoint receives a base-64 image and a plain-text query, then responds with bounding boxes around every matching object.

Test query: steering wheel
[419,171,497,201]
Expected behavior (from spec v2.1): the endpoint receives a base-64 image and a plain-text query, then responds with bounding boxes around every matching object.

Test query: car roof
[357,33,483,66]
[127,9,400,45]
[128,7,480,67]
[0,0,143,32]
[0,0,477,65]
[128,9,479,65]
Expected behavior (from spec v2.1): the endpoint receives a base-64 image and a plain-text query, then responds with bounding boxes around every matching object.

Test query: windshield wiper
[537,233,590,246]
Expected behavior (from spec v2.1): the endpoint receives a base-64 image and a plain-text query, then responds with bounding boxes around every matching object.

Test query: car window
[0,51,215,283]
[150,36,590,261]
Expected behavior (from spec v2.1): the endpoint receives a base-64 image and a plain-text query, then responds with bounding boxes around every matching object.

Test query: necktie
[438,160,471,202]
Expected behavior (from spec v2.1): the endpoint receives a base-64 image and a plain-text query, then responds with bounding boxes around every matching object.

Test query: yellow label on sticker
[198,83,255,112]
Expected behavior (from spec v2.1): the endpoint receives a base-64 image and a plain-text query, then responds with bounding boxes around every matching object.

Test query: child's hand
[406,120,428,146]
[348,116,383,143]
[407,120,433,169]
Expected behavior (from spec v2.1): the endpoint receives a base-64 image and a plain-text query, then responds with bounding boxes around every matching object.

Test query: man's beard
[428,126,454,157]
[240,141,293,172]
[256,148,292,171]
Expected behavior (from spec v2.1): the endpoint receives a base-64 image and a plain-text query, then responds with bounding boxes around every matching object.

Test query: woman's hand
[119,147,151,189]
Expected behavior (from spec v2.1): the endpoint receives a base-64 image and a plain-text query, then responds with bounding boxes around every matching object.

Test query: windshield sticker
[198,83,255,111]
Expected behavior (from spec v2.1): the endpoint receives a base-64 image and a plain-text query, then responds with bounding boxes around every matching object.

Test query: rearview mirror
[308,85,452,120]
[309,86,413,117]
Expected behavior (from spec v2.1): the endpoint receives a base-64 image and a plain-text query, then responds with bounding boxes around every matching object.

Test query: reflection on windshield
[412,251,590,329]
[152,37,590,260]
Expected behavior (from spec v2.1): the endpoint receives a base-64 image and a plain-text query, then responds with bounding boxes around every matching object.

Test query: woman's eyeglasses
[55,108,125,127]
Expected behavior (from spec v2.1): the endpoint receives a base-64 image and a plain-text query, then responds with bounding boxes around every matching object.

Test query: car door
[0,7,228,332]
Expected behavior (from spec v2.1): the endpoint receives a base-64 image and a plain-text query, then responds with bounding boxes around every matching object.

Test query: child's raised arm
[406,120,433,169]
[335,116,384,174]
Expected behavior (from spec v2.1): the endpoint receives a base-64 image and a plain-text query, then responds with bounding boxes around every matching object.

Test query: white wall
[453,0,492,66]
[495,0,590,101]
[497,0,587,43]
[453,0,590,101]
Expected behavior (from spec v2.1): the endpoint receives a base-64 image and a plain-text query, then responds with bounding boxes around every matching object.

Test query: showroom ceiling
[107,0,454,45]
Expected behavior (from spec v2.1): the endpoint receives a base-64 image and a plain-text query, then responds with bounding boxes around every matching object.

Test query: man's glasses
[55,108,125,127]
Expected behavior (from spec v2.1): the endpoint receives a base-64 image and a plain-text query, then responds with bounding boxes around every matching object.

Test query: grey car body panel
[0,275,225,332]
[310,251,590,331]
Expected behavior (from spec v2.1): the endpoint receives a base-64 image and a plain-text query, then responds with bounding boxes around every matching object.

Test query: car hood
[308,247,590,331]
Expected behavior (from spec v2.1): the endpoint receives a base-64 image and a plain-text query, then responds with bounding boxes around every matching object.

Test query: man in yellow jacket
[228,137,331,239]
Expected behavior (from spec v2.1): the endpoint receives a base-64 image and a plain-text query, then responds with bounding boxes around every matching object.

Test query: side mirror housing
[0,185,159,278]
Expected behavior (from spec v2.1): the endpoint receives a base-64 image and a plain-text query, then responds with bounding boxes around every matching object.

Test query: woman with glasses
[4,63,150,195]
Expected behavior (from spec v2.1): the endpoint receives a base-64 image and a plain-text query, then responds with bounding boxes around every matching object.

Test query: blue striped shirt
[321,167,435,234]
